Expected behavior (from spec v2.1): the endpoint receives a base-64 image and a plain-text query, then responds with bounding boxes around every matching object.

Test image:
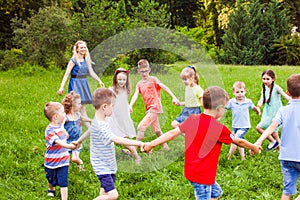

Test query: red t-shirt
[137,76,162,113]
[179,113,233,184]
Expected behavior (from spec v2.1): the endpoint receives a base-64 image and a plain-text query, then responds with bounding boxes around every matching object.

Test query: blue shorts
[191,181,222,200]
[175,107,201,123]
[45,166,68,187]
[97,174,116,193]
[232,128,249,139]
[280,160,300,196]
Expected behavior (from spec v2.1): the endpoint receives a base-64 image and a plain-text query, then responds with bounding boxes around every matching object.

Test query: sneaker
[47,190,55,198]
[267,141,279,151]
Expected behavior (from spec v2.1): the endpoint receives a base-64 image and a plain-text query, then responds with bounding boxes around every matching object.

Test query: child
[254,74,300,200]
[74,88,144,200]
[43,102,76,199]
[62,91,91,171]
[106,68,141,164]
[226,81,260,160]
[143,86,261,200]
[129,59,179,151]
[256,69,291,151]
[171,66,204,128]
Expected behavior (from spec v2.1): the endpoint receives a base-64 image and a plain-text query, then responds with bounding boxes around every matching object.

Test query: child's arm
[252,106,261,116]
[232,137,261,154]
[255,121,279,146]
[111,136,143,148]
[157,81,180,105]
[80,115,92,122]
[279,87,292,101]
[256,91,264,108]
[55,140,76,150]
[73,130,90,149]
[143,127,182,153]
[129,86,139,113]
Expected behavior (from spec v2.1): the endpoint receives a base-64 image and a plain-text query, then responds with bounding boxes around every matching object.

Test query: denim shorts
[191,181,222,200]
[280,160,300,195]
[97,174,116,193]
[175,107,201,123]
[232,128,249,139]
[45,166,68,187]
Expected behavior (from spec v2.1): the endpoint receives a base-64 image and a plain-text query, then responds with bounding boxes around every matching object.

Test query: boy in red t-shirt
[143,86,261,200]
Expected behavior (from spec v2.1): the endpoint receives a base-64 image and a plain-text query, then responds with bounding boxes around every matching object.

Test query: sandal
[122,149,132,156]
[47,189,55,198]
[76,163,85,171]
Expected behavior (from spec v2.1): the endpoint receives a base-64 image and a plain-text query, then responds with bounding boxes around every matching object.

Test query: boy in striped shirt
[44,102,76,199]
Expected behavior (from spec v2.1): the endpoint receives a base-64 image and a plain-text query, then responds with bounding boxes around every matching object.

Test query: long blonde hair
[72,40,94,67]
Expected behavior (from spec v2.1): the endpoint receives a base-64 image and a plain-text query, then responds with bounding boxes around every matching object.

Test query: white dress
[106,89,136,138]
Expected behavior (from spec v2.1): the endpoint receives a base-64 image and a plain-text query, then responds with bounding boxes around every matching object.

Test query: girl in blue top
[58,40,104,128]
[256,69,291,151]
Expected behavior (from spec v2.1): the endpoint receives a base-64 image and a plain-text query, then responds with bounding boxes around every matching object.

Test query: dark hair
[262,69,276,105]
[202,86,229,109]
[287,74,300,97]
[112,68,131,95]
[92,88,116,110]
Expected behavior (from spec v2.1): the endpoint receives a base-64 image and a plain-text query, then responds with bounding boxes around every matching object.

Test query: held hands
[71,140,82,149]
[68,143,76,150]
[250,142,262,155]
[172,97,180,106]
[142,142,154,154]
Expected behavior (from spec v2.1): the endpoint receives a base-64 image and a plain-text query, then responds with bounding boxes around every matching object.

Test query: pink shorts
[138,112,161,133]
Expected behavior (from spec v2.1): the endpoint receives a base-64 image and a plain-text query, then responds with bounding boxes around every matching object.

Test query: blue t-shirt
[273,99,300,162]
[226,97,255,128]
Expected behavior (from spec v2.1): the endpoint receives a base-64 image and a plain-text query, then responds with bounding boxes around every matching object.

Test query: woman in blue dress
[58,40,104,127]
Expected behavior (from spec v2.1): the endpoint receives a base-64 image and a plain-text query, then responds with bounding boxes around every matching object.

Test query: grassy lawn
[0,63,299,199]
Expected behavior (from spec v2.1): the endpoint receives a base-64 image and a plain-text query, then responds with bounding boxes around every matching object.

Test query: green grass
[0,64,299,199]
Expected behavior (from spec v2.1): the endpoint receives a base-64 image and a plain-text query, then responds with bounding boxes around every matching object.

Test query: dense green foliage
[0,64,299,199]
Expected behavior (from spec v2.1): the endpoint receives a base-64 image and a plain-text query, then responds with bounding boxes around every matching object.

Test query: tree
[12,6,73,67]
[221,0,290,65]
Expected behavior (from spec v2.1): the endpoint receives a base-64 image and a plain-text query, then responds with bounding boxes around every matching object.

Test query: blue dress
[68,57,92,104]
[65,112,82,152]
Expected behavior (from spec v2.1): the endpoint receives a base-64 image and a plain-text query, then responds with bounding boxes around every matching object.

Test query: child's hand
[172,97,180,106]
[129,106,133,114]
[72,141,81,149]
[250,143,262,155]
[142,142,153,153]
[69,143,76,150]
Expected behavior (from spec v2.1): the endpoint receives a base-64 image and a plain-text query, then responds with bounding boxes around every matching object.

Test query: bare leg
[125,145,141,164]
[81,104,91,128]
[228,144,237,160]
[294,195,300,200]
[238,147,245,160]
[94,188,118,200]
[60,187,68,200]
[281,194,291,200]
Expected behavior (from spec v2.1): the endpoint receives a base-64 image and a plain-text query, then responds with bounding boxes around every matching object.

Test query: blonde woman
[58,40,104,127]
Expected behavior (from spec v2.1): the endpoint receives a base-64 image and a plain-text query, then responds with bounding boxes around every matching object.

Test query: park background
[1,0,300,199]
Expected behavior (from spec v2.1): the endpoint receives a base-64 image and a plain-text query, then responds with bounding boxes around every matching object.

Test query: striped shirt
[89,118,116,175]
[44,124,70,169]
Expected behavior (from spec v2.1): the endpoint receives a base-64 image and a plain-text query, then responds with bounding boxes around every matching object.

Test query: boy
[129,59,180,151]
[43,102,76,199]
[226,81,260,160]
[254,74,300,200]
[75,88,144,200]
[143,86,261,200]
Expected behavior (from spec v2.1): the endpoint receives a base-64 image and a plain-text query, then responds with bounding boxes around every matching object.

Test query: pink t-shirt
[179,113,233,184]
[137,76,163,114]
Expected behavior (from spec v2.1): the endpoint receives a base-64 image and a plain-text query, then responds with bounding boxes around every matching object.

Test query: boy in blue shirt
[254,74,300,200]
[226,81,260,160]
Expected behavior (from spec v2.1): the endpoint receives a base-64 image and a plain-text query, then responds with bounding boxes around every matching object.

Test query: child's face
[104,98,115,117]
[117,72,127,88]
[138,67,150,79]
[262,74,274,88]
[72,98,82,112]
[55,106,66,125]
[233,87,246,101]
[181,76,194,86]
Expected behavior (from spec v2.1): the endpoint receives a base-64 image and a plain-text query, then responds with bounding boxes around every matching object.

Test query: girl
[106,68,141,164]
[256,69,291,151]
[58,40,104,128]
[171,66,204,128]
[62,91,91,170]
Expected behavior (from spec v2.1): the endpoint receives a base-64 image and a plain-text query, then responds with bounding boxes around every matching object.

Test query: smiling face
[116,72,127,88]
[76,42,87,56]
[262,74,275,88]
